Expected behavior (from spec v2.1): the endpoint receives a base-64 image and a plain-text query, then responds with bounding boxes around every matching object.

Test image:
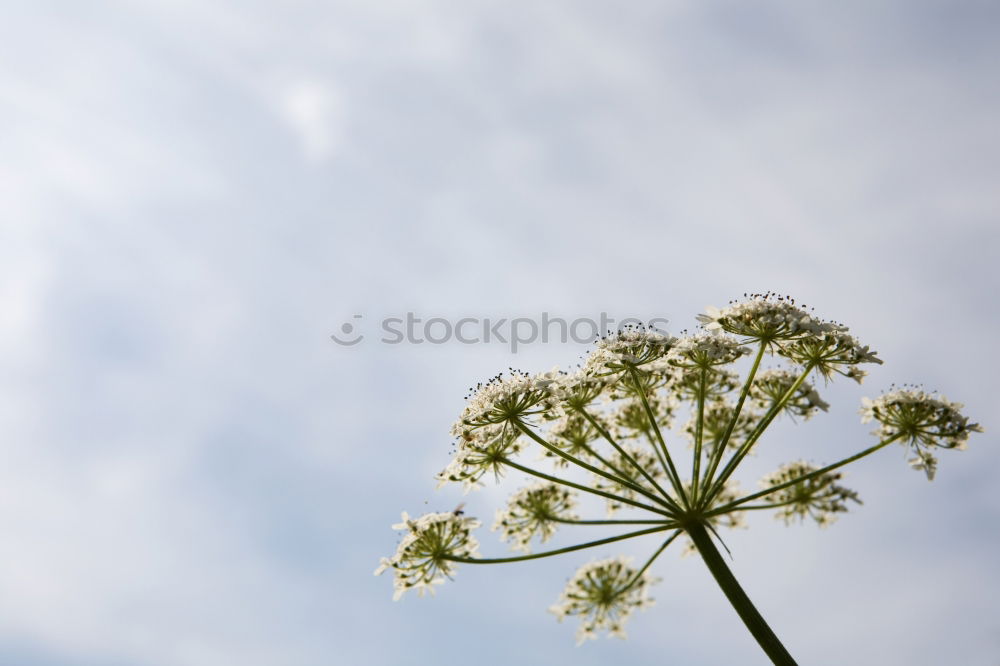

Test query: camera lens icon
[331,315,364,346]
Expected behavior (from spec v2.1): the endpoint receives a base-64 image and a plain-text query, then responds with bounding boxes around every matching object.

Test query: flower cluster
[452,370,560,436]
[662,332,750,369]
[375,512,481,600]
[861,387,983,480]
[553,370,612,410]
[611,394,675,438]
[493,482,578,551]
[543,412,604,466]
[584,326,676,375]
[697,293,882,382]
[759,461,860,526]
[751,368,829,420]
[672,367,740,401]
[379,294,982,655]
[549,557,658,644]
[436,425,522,491]
[778,329,882,382]
[696,293,838,341]
[685,399,761,456]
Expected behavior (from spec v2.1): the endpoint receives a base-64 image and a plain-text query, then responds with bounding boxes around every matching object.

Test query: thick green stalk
[687,522,797,666]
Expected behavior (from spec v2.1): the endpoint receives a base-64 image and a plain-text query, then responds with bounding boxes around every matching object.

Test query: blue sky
[1,1,998,664]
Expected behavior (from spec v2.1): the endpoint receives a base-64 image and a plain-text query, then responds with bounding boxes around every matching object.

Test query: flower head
[544,412,604,466]
[751,368,830,420]
[453,369,560,434]
[759,461,861,527]
[375,511,481,600]
[550,556,658,644]
[671,367,740,402]
[861,387,983,479]
[584,325,676,375]
[493,482,578,552]
[697,293,839,342]
[610,394,676,438]
[685,399,761,456]
[661,332,750,369]
[553,370,613,411]
[436,425,522,491]
[779,329,882,381]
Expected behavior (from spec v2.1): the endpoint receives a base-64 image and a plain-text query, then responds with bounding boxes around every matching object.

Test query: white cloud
[278,80,344,163]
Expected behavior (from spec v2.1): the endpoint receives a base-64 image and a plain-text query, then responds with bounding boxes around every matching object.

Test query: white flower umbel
[375,511,481,600]
[550,557,658,644]
[697,292,841,342]
[685,399,761,457]
[380,294,983,664]
[751,369,830,420]
[493,482,578,552]
[671,366,740,402]
[553,370,613,411]
[759,461,860,527]
[610,394,676,438]
[779,329,882,382]
[861,387,983,480]
[436,425,522,491]
[584,325,677,376]
[453,369,560,435]
[544,412,603,467]
[661,332,750,369]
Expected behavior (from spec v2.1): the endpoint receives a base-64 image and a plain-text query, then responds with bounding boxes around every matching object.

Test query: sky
[1,1,998,664]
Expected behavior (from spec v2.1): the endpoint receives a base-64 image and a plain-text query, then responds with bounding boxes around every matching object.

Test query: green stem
[687,522,797,666]
[705,361,816,504]
[500,457,675,518]
[554,517,674,526]
[444,524,676,564]
[728,502,796,512]
[576,407,683,513]
[628,367,689,507]
[621,529,681,592]
[692,366,708,502]
[575,442,635,485]
[514,419,674,511]
[705,433,904,517]
[643,429,673,489]
[700,341,766,498]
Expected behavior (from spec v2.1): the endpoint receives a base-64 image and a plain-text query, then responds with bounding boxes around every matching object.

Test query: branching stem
[705,433,905,517]
[444,524,676,564]
[499,456,676,518]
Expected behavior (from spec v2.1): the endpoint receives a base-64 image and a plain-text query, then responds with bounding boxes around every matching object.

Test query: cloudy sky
[1,1,998,664]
